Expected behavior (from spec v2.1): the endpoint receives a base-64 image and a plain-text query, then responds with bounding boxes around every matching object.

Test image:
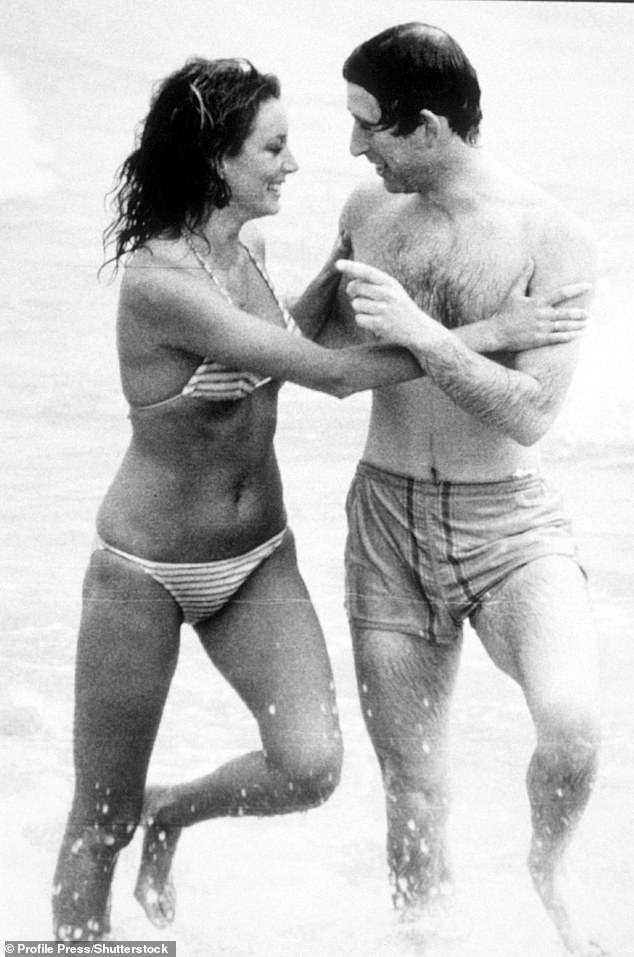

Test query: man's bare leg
[351,628,462,914]
[474,556,607,956]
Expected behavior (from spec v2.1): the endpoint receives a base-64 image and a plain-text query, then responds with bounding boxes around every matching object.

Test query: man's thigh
[472,555,600,721]
[351,627,463,772]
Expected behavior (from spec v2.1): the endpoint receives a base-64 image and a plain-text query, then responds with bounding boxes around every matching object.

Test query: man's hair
[104,57,280,265]
[342,22,482,143]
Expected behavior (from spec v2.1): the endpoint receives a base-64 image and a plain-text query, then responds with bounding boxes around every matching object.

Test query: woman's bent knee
[269,737,343,808]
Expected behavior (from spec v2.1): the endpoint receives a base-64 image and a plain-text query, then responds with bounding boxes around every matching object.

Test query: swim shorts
[344,461,583,644]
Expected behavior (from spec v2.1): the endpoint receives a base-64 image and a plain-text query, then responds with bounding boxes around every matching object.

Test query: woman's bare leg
[53,550,181,940]
[134,531,343,926]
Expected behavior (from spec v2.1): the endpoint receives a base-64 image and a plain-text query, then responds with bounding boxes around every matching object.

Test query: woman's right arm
[125,254,589,400]
[124,258,422,397]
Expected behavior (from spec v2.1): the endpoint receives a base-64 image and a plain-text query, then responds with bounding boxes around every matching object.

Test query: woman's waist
[97,454,285,560]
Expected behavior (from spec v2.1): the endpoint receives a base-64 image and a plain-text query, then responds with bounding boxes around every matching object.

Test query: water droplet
[366,708,373,718]
[422,741,431,754]
[70,839,83,855]
[423,697,430,708]
[407,819,417,832]
[268,704,276,715]
[361,683,368,694]
[240,788,247,798]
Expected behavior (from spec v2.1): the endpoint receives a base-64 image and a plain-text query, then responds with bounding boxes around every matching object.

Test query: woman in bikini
[52,57,589,941]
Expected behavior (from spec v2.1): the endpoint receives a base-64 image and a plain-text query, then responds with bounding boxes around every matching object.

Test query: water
[1,2,633,954]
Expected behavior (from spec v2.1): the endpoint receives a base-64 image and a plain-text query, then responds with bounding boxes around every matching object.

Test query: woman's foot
[134,787,181,928]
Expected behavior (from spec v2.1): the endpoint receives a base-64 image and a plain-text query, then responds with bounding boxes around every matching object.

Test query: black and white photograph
[1,2,633,955]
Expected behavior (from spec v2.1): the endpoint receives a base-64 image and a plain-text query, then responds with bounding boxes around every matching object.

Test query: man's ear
[418,109,442,143]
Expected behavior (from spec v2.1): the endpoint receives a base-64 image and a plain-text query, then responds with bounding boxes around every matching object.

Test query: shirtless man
[331,23,603,956]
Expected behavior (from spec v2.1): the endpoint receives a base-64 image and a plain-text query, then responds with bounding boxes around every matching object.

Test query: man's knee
[535,700,601,772]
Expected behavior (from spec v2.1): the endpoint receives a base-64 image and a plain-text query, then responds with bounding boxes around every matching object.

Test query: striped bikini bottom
[93,528,287,625]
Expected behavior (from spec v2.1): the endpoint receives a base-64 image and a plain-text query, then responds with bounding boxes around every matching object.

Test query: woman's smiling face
[221,98,299,218]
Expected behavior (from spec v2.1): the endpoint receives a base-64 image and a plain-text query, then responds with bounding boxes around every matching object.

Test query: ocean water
[1,2,633,955]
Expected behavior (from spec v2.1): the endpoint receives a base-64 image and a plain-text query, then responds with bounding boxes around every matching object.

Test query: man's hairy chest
[351,200,527,330]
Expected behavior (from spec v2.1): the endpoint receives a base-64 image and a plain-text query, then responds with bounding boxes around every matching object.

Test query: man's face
[346,83,423,193]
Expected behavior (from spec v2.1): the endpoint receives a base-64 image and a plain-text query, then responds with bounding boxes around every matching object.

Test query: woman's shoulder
[120,237,194,311]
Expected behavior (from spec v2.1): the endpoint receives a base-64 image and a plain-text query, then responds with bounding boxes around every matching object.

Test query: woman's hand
[486,260,591,352]
[335,259,444,350]
[336,257,592,356]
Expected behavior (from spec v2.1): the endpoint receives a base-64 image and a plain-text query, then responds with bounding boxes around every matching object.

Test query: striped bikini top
[131,239,301,412]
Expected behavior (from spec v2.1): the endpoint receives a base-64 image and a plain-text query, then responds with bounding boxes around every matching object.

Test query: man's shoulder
[339,179,393,231]
[526,184,596,276]
[498,166,594,248]
[502,175,597,287]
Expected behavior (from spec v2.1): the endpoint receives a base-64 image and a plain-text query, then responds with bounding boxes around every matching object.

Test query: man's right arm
[337,212,596,445]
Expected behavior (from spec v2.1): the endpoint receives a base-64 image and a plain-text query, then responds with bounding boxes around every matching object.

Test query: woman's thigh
[195,530,340,769]
[72,549,181,808]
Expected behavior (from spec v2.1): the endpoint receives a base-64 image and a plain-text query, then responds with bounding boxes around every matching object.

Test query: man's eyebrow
[349,112,382,128]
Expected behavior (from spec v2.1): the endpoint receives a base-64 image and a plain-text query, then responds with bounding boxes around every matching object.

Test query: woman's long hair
[103,57,280,268]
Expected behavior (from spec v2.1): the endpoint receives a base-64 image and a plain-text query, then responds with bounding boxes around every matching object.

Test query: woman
[52,57,588,941]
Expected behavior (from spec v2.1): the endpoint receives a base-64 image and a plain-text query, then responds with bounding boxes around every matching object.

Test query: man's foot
[134,787,181,928]
[528,843,609,956]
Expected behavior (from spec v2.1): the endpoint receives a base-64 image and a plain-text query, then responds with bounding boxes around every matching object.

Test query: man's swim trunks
[344,461,583,644]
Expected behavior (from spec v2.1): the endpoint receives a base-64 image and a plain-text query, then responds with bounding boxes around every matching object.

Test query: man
[329,23,603,957]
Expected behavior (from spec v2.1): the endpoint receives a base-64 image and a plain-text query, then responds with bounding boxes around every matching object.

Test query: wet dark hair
[104,57,280,266]
[343,22,482,142]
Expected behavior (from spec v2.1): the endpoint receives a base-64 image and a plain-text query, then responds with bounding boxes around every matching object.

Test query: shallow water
[1,2,633,954]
